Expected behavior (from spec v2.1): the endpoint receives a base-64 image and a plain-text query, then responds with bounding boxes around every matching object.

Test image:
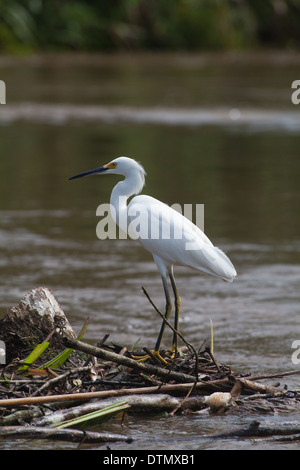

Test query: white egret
[69,156,237,359]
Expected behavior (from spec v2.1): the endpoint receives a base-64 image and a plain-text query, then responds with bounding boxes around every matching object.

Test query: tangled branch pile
[0,287,299,446]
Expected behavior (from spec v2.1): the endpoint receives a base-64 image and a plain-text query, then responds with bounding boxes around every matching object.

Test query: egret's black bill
[69,166,108,180]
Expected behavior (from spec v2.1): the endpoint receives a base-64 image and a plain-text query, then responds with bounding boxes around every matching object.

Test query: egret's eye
[106,162,117,169]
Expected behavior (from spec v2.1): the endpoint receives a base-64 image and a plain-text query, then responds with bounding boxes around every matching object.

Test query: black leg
[154,275,172,352]
[169,270,181,353]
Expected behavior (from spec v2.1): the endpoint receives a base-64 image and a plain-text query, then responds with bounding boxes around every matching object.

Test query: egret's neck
[110,171,144,229]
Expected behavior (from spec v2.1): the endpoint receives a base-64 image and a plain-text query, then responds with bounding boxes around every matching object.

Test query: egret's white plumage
[70,156,237,355]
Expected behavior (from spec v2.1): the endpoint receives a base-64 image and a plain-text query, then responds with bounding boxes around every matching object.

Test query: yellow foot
[130,349,169,366]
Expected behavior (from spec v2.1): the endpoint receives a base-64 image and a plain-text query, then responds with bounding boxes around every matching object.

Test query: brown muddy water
[0,52,300,450]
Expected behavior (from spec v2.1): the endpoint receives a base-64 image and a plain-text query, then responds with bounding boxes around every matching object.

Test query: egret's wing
[128,195,211,241]
[127,196,236,282]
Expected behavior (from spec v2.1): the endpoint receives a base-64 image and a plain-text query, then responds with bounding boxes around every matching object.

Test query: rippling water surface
[0,53,299,450]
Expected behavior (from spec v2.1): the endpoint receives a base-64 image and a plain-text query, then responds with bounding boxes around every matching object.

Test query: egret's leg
[132,275,171,365]
[169,270,181,353]
[154,275,172,352]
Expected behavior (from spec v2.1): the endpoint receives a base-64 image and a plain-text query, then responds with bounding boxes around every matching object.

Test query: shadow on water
[0,53,300,450]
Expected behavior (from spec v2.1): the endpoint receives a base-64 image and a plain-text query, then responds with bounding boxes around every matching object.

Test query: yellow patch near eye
[105,162,117,169]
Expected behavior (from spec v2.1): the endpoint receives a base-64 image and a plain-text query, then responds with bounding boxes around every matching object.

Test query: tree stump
[0,287,76,363]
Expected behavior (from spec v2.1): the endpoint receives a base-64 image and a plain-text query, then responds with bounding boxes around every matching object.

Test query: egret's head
[104,156,146,178]
[69,156,146,182]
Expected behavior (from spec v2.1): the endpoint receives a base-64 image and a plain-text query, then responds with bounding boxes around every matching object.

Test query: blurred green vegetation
[0,0,300,53]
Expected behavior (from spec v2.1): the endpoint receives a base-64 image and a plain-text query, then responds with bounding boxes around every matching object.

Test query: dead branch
[34,393,207,427]
[0,407,44,426]
[0,378,229,408]
[237,377,280,395]
[242,370,300,381]
[62,337,197,384]
[0,425,133,444]
[207,419,300,440]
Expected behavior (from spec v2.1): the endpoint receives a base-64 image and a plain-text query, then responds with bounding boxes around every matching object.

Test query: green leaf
[18,342,50,372]
[17,328,56,374]
[130,337,141,352]
[41,317,89,370]
[53,401,130,429]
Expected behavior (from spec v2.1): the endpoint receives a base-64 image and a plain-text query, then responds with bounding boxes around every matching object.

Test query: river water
[0,52,300,450]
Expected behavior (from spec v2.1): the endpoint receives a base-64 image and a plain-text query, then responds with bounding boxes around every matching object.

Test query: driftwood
[34,394,206,428]
[0,407,44,426]
[205,419,300,442]
[235,377,280,395]
[0,425,132,444]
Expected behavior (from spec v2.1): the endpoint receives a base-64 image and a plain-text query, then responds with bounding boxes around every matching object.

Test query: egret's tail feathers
[189,244,237,282]
[212,246,237,282]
